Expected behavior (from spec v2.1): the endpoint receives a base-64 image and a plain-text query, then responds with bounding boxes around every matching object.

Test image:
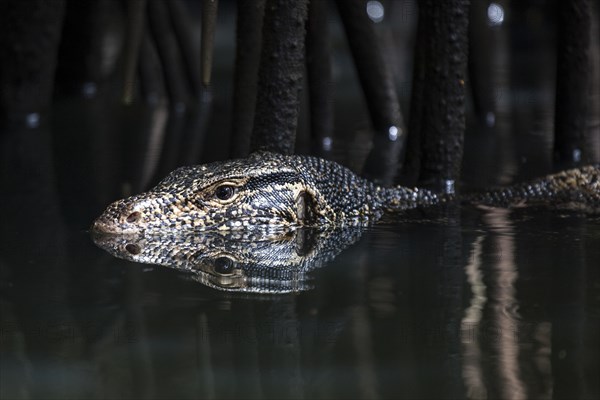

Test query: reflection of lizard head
[92,227,364,294]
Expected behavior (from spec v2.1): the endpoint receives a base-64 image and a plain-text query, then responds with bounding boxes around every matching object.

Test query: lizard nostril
[126,211,141,224]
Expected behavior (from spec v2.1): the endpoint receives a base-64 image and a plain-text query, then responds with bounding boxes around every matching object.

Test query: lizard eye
[214,257,235,274]
[214,185,235,201]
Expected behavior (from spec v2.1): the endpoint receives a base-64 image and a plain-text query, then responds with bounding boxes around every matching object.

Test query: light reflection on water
[482,208,526,400]
[462,235,487,399]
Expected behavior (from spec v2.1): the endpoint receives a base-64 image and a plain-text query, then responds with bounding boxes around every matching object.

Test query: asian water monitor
[92,151,600,234]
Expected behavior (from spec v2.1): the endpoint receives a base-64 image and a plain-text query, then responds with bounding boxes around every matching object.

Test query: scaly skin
[92,227,365,293]
[92,152,600,234]
[466,164,600,212]
[92,151,439,233]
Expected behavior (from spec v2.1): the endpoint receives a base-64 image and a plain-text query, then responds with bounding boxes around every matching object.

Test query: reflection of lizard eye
[214,257,235,274]
[125,243,141,255]
[215,185,235,201]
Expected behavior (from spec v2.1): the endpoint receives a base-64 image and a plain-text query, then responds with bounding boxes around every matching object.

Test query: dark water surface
[2,2,600,399]
[2,196,599,399]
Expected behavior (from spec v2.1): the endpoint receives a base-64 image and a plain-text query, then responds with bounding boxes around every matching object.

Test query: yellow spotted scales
[93,152,600,234]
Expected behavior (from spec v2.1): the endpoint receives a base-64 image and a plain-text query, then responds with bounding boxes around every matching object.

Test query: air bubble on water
[367,1,385,23]
[487,3,504,27]
[388,126,399,141]
[25,113,40,128]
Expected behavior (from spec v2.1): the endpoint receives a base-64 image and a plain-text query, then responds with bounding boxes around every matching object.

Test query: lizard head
[92,152,321,234]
